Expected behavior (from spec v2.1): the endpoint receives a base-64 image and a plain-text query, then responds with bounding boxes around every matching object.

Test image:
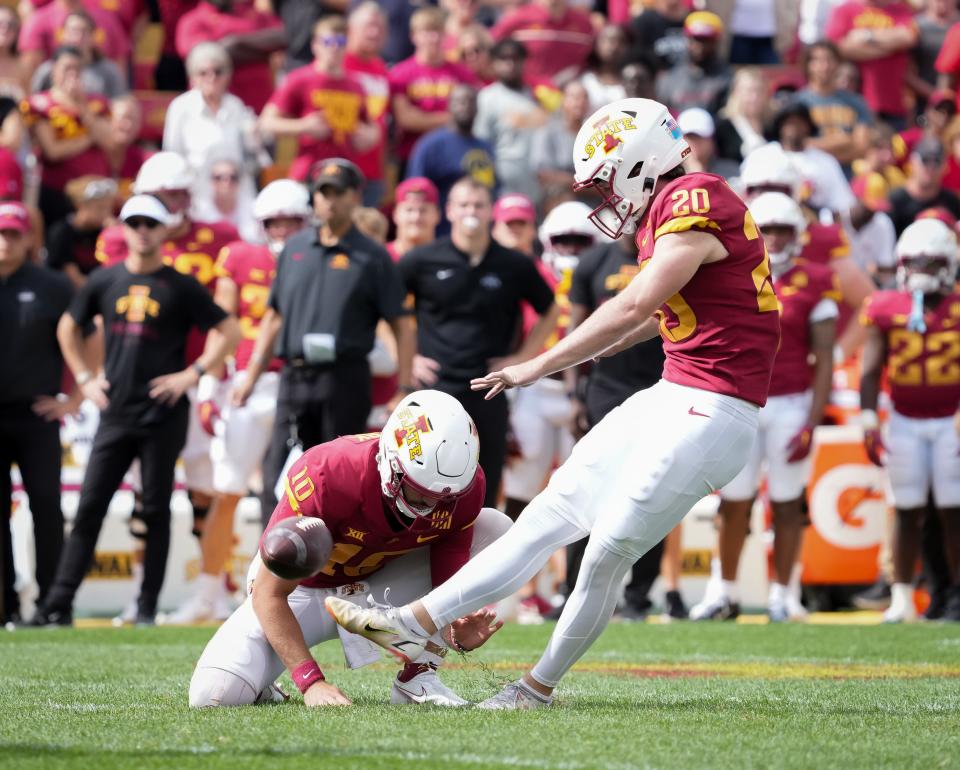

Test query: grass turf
[1,622,959,770]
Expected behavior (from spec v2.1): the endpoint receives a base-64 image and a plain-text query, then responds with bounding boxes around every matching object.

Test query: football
[259,516,333,581]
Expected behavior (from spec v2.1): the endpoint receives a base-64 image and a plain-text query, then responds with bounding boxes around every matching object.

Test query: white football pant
[721,390,812,503]
[188,507,512,707]
[181,385,214,495]
[886,410,960,509]
[418,380,757,688]
[503,378,577,502]
[211,371,280,495]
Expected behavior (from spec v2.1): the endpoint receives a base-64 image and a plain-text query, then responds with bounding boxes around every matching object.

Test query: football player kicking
[860,219,960,623]
[326,97,780,709]
[167,180,312,624]
[189,390,512,707]
[691,193,838,622]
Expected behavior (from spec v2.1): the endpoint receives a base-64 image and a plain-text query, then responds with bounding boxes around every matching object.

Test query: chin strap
[907,289,927,333]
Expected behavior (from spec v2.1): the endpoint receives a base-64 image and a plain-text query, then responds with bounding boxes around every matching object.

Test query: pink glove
[785,423,815,463]
[864,428,885,467]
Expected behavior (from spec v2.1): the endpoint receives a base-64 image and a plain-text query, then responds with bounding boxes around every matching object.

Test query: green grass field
[2,621,959,770]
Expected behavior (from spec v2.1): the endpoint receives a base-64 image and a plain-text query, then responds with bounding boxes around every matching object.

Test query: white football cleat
[254,682,289,705]
[883,584,918,623]
[111,598,138,627]
[163,594,217,625]
[476,680,553,710]
[324,596,427,664]
[689,595,740,621]
[391,662,468,707]
[785,594,809,622]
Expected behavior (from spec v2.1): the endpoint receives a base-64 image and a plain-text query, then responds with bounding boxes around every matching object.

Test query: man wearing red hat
[0,202,74,625]
[491,193,537,257]
[655,11,732,114]
[845,172,897,284]
[388,178,441,263]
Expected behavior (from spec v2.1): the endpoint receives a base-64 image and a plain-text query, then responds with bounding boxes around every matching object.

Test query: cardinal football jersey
[263,434,485,590]
[861,290,960,418]
[213,241,282,372]
[769,261,841,396]
[634,172,781,406]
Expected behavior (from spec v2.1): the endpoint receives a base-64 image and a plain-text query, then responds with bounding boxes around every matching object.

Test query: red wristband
[291,659,325,694]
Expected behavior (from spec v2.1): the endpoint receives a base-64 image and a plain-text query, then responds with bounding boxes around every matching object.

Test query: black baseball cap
[307,158,365,193]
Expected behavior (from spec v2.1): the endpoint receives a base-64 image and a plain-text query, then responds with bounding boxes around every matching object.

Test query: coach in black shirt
[30,195,240,626]
[400,177,558,506]
[241,159,414,524]
[0,202,73,623]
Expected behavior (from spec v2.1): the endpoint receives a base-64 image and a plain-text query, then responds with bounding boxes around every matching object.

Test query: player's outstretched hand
[303,681,352,707]
[864,428,885,467]
[445,608,504,651]
[470,359,542,400]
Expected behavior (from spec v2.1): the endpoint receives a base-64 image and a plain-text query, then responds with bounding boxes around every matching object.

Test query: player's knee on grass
[471,507,513,553]
[189,666,260,708]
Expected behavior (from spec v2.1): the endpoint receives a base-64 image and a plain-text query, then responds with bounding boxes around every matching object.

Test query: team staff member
[29,195,241,627]
[239,159,415,526]
[0,202,74,624]
[565,232,671,620]
[399,177,559,507]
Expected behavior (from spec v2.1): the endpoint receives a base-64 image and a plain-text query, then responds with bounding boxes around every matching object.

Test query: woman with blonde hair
[715,67,769,163]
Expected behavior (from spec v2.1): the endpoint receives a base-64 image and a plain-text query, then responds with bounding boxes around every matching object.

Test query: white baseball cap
[677,108,715,138]
[119,194,173,226]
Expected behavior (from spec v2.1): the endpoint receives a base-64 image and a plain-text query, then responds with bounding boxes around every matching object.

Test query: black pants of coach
[44,407,188,617]
[562,376,665,609]
[259,360,372,527]
[434,384,508,510]
[0,404,64,617]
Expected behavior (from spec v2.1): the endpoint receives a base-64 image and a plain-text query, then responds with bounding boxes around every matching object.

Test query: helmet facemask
[896,255,956,295]
[574,159,653,240]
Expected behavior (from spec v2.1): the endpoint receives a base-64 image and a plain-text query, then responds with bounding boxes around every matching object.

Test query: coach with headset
[240,159,415,525]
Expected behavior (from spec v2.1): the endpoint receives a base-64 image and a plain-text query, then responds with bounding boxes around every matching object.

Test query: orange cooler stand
[801,425,887,585]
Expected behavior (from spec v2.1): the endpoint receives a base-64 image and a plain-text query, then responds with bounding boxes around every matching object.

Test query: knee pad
[188,666,259,708]
[470,507,514,554]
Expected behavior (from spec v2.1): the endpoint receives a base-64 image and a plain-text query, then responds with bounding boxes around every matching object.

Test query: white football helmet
[896,219,959,295]
[573,98,690,239]
[539,201,596,272]
[749,192,806,272]
[254,180,312,254]
[133,152,194,228]
[378,390,480,522]
[740,144,801,200]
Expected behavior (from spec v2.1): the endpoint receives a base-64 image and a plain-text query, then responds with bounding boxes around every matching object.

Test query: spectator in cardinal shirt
[825,0,919,130]
[344,2,390,208]
[17,0,131,79]
[260,15,378,184]
[30,11,127,98]
[491,0,594,86]
[389,6,480,169]
[176,0,287,114]
[22,46,113,230]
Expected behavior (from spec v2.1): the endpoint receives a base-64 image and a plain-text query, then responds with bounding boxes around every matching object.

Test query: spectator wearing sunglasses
[261,15,378,183]
[193,157,259,243]
[176,0,287,113]
[30,194,240,627]
[163,42,261,218]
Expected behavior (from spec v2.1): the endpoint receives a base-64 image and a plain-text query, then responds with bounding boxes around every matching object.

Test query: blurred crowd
[4,0,960,627]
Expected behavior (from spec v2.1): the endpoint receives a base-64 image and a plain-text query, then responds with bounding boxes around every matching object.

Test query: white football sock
[196,572,221,603]
[722,580,739,602]
[420,499,585,628]
[769,582,788,606]
[530,538,633,688]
